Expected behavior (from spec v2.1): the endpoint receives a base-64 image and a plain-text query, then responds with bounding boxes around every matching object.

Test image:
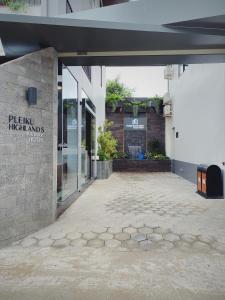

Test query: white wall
[68,66,105,130]
[165,117,174,159]
[169,64,225,173]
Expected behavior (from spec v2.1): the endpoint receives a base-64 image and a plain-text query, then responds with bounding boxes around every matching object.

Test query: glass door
[57,67,78,202]
[80,90,96,186]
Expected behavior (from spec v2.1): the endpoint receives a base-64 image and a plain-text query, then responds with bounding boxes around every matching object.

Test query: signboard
[0,114,45,144]
[124,117,146,130]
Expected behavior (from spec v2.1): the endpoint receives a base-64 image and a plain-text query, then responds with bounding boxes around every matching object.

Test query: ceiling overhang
[0,0,225,66]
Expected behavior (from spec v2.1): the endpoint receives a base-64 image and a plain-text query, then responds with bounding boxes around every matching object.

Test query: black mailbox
[197,165,223,198]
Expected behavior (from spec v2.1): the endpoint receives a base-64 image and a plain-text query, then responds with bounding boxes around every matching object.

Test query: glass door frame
[57,64,79,203]
[78,89,96,189]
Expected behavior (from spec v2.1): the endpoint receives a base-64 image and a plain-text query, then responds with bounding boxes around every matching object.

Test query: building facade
[0,1,106,248]
[165,64,225,196]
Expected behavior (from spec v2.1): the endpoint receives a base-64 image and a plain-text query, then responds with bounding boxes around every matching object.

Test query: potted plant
[97,120,118,179]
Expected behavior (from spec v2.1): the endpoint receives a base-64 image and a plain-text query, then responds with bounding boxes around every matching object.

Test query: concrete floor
[1,172,225,299]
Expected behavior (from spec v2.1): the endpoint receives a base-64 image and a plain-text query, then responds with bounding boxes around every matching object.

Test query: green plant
[97,120,118,161]
[149,95,163,114]
[106,77,134,110]
[145,152,169,160]
[123,99,148,116]
[148,138,162,153]
[145,152,153,159]
[132,104,139,117]
[152,153,169,160]
[113,151,128,159]
[2,0,26,11]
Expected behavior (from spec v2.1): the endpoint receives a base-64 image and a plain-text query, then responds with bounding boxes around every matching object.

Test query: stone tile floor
[1,172,225,300]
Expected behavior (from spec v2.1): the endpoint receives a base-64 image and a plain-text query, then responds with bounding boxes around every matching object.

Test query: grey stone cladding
[0,48,58,248]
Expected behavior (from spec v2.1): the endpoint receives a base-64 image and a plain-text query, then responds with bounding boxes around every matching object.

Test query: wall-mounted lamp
[26,87,37,105]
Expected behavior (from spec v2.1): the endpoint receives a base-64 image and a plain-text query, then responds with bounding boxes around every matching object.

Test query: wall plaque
[124,117,146,130]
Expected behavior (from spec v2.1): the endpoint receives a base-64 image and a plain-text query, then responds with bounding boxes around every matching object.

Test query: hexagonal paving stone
[198,235,215,244]
[21,238,37,248]
[147,233,163,242]
[163,233,180,242]
[192,241,211,251]
[154,227,169,234]
[107,227,122,234]
[83,232,98,240]
[175,241,191,251]
[122,240,139,250]
[67,232,81,240]
[99,233,113,240]
[105,240,121,248]
[131,233,146,242]
[38,238,53,247]
[139,240,153,251]
[123,227,137,234]
[32,231,50,240]
[114,232,130,241]
[138,227,153,235]
[52,239,69,248]
[215,236,225,244]
[70,239,87,247]
[156,241,174,250]
[87,239,105,248]
[51,232,66,240]
[92,227,107,234]
[212,242,225,254]
[181,234,196,243]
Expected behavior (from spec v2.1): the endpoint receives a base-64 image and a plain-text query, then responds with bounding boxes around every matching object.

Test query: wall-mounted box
[163,103,172,117]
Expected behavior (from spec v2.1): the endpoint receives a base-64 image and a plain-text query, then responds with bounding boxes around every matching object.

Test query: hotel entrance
[57,65,96,208]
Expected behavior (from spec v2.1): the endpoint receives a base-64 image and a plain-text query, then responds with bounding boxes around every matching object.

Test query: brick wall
[124,130,146,153]
[106,107,165,154]
[147,109,165,152]
[107,110,124,152]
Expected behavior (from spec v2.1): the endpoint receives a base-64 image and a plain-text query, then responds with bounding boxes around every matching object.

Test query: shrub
[152,153,169,160]
[113,152,128,159]
[148,138,162,153]
[149,95,164,114]
[97,120,118,161]
[106,77,134,105]
[145,152,169,160]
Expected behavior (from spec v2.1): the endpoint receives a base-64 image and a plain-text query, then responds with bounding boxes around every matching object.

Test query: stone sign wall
[0,48,58,248]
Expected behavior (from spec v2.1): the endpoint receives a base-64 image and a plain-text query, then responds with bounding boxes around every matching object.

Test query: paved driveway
[1,172,225,300]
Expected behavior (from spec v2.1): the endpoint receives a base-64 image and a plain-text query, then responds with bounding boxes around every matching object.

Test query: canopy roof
[0,0,225,66]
